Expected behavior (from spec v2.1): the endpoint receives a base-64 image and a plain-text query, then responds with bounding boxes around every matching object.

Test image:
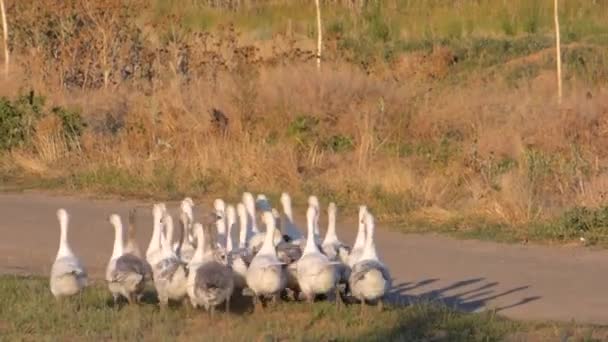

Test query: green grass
[0,276,526,341]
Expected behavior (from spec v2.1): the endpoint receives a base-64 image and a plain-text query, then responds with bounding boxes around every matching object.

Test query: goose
[242,192,259,234]
[347,205,368,268]
[187,219,234,315]
[106,214,151,305]
[230,203,251,290]
[146,203,166,267]
[153,212,188,308]
[296,205,338,303]
[280,192,304,243]
[245,211,286,309]
[349,211,391,310]
[50,209,88,299]
[124,208,142,258]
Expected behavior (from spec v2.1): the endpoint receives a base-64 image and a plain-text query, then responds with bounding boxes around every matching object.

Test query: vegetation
[1,276,605,341]
[1,1,608,245]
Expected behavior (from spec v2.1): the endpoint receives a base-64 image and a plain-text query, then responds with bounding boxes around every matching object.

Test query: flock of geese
[50,192,391,314]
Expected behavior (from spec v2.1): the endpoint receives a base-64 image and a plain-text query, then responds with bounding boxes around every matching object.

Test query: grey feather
[195,261,233,291]
[350,260,390,283]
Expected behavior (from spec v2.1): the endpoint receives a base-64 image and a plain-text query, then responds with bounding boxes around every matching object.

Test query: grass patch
[0,276,526,341]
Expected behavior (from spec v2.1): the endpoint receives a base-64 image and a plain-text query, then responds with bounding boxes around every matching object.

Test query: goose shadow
[388,277,541,314]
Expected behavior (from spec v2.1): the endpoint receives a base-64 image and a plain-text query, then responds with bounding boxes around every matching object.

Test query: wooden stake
[0,0,8,77]
[554,0,562,104]
[314,0,322,70]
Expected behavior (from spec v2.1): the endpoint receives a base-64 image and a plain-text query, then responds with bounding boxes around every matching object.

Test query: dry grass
[1,1,608,244]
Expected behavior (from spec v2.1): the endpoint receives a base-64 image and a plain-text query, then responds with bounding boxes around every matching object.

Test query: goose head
[180,198,194,221]
[57,208,68,226]
[109,214,122,230]
[308,195,320,211]
[153,203,164,222]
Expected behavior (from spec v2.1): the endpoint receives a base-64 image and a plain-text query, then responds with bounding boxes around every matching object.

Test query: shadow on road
[389,277,541,314]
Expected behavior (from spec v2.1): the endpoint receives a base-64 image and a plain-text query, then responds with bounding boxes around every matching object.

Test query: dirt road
[1,192,607,325]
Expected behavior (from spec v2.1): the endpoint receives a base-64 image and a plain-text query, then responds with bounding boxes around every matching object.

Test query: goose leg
[209,306,215,319]
[359,297,365,316]
[334,287,342,309]
[112,293,119,308]
[377,298,384,312]
[271,293,279,307]
[225,298,231,314]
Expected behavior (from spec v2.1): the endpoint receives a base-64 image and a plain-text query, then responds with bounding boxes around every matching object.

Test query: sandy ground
[1,192,607,325]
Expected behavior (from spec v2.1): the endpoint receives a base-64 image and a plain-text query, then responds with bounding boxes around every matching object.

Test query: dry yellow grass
[1,1,608,240]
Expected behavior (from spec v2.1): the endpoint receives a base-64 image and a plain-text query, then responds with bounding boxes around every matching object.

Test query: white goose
[50,209,88,298]
[146,203,166,268]
[245,211,286,309]
[153,213,188,308]
[187,220,234,315]
[296,205,338,303]
[106,214,151,304]
[349,211,391,309]
[347,205,368,268]
[280,192,304,243]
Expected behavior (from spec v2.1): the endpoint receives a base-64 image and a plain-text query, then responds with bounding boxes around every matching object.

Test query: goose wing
[52,257,87,279]
[111,254,150,285]
[157,257,188,280]
[350,260,390,282]
[277,242,302,264]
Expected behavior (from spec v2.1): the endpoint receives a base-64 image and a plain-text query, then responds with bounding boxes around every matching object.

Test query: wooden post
[554,0,562,104]
[0,0,8,77]
[314,0,322,70]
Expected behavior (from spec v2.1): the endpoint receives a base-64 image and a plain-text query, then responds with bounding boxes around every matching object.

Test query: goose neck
[57,218,72,257]
[111,222,124,260]
[304,211,319,254]
[148,213,162,255]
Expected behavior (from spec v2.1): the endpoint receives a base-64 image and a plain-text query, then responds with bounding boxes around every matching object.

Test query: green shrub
[0,92,45,150]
